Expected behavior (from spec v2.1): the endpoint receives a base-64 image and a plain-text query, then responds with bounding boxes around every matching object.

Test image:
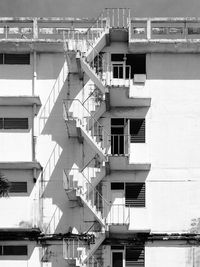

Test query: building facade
[0,8,200,267]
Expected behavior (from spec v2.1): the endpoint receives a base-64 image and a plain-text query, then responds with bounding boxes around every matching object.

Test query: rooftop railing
[130,18,200,40]
[1,15,200,41]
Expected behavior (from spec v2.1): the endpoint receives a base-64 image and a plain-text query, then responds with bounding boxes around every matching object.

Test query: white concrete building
[0,8,200,267]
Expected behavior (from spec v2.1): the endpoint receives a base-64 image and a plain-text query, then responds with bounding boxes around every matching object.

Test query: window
[126,245,144,267]
[130,119,145,143]
[111,182,146,207]
[9,182,27,193]
[0,118,28,129]
[111,54,146,79]
[0,54,30,64]
[0,54,3,64]
[126,54,146,77]
[0,245,28,256]
[125,183,145,207]
[111,183,124,190]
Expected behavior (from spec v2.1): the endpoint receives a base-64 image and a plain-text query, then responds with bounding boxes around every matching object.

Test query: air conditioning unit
[133,74,146,84]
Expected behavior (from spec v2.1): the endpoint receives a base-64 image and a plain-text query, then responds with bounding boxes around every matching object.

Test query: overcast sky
[0,0,200,18]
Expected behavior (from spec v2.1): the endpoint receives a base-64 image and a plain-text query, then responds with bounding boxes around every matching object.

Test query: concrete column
[33,18,38,39]
[147,19,151,40]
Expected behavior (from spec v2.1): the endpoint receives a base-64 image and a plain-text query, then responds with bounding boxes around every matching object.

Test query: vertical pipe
[32,103,37,162]
[118,8,119,27]
[32,51,37,96]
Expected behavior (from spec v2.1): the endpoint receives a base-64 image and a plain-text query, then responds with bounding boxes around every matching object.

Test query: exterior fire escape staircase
[62,8,131,267]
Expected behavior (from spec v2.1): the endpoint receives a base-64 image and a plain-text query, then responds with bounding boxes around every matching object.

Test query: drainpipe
[32,103,37,162]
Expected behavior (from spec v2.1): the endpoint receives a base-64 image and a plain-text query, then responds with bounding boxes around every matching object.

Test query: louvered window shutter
[130,119,145,143]
[10,182,27,193]
[126,245,145,267]
[125,183,145,207]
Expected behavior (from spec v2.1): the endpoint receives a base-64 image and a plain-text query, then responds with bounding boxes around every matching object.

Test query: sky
[0,0,200,18]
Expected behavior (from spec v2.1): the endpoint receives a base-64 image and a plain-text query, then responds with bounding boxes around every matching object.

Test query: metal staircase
[63,99,109,160]
[62,8,131,267]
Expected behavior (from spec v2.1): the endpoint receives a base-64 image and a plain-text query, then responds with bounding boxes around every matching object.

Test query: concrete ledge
[0,228,41,241]
[0,161,42,170]
[0,96,41,115]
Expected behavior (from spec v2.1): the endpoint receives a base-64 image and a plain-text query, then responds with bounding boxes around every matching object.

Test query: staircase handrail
[63,98,110,136]
[39,61,67,119]
[85,10,108,36]
[79,153,99,173]
[44,206,62,234]
[81,169,110,207]
[40,143,61,197]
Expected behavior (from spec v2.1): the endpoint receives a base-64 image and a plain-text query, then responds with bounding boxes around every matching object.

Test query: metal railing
[63,168,130,226]
[40,143,62,197]
[105,64,131,87]
[107,204,130,225]
[39,60,68,133]
[44,206,62,234]
[82,87,104,116]
[105,8,131,28]
[63,99,110,152]
[110,134,130,155]
[63,238,87,260]
[63,99,133,156]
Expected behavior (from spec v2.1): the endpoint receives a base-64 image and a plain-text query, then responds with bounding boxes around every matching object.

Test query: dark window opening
[111,183,124,190]
[126,246,144,267]
[111,118,125,126]
[111,54,146,79]
[4,54,30,65]
[2,245,28,256]
[2,118,28,129]
[130,119,145,143]
[111,54,124,61]
[0,54,3,64]
[125,183,145,207]
[10,182,27,193]
[112,252,123,267]
[111,246,124,250]
[126,54,146,77]
[0,118,3,129]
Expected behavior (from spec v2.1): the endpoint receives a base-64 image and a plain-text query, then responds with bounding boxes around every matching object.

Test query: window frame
[111,182,146,208]
[0,245,28,256]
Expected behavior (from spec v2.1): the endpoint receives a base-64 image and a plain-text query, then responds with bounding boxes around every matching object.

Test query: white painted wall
[0,169,35,228]
[0,106,32,161]
[0,56,32,96]
[2,39,200,266]
[146,242,200,267]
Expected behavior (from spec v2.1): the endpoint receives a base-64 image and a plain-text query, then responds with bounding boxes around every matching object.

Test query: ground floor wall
[0,240,199,267]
